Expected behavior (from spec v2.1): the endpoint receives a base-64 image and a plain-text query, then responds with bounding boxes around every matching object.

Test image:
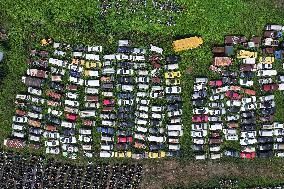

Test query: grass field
[1,0,284,188]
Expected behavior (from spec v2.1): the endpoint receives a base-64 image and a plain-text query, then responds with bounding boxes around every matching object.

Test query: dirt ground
[140,159,284,189]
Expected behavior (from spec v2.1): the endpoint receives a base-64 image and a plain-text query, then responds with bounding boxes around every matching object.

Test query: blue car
[117,92,134,99]
[96,127,114,135]
[70,70,81,78]
[117,47,133,53]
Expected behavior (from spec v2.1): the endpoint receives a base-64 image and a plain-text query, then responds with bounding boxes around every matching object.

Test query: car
[208,102,224,108]
[165,78,180,86]
[46,147,60,154]
[27,87,42,96]
[237,50,257,59]
[209,94,224,101]
[117,69,134,75]
[259,78,273,85]
[257,63,273,70]
[208,116,222,122]
[224,150,239,157]
[208,108,226,115]
[260,108,276,116]
[262,83,279,92]
[226,100,241,107]
[192,115,208,123]
[226,115,240,122]
[240,64,257,71]
[258,100,275,109]
[209,80,222,87]
[117,92,134,99]
[60,136,77,144]
[192,90,207,99]
[166,55,181,63]
[45,140,60,147]
[258,137,273,144]
[117,136,133,143]
[164,71,181,79]
[221,71,238,78]
[242,96,257,104]
[165,86,181,94]
[259,95,274,102]
[192,99,206,106]
[241,111,254,118]
[259,56,275,64]
[51,82,64,91]
[240,79,253,87]
[193,107,209,114]
[12,116,28,123]
[240,71,254,78]
[225,91,242,100]
[257,70,277,77]
[166,95,182,101]
[191,130,207,138]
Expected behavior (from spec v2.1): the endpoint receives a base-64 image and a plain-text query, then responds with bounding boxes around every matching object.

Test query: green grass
[1,0,284,188]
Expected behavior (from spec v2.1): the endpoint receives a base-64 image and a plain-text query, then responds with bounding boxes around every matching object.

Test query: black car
[149,127,164,134]
[62,129,76,136]
[115,143,130,151]
[258,144,273,151]
[30,105,44,113]
[241,124,256,131]
[149,143,164,151]
[227,106,240,113]
[257,151,274,158]
[51,82,64,91]
[221,71,238,78]
[118,106,133,113]
[167,102,182,111]
[192,144,204,151]
[166,95,182,101]
[45,115,61,125]
[260,108,276,116]
[118,113,135,120]
[117,47,134,54]
[241,111,254,118]
[117,92,134,99]
[166,55,181,63]
[258,137,273,144]
[117,62,134,68]
[72,45,87,52]
[192,99,206,106]
[167,150,181,157]
[222,77,237,84]
[241,118,256,124]
[117,77,134,84]
[240,71,254,78]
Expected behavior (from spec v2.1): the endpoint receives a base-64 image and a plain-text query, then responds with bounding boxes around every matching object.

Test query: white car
[46,147,60,154]
[147,136,166,143]
[102,68,115,74]
[87,45,102,52]
[239,79,253,87]
[193,138,205,144]
[259,78,273,85]
[137,92,148,97]
[60,136,77,144]
[29,135,40,142]
[136,126,148,133]
[138,70,149,76]
[48,108,63,117]
[45,140,60,147]
[80,110,96,118]
[209,123,223,131]
[210,94,224,101]
[195,77,208,84]
[69,76,84,85]
[136,112,149,119]
[79,129,92,135]
[226,100,241,107]
[67,92,78,99]
[12,116,28,123]
[193,107,209,114]
[241,103,256,111]
[138,84,149,90]
[167,110,182,117]
[12,124,24,131]
[12,131,24,138]
[259,95,274,102]
[49,58,67,67]
[241,131,257,138]
[208,116,222,122]
[243,58,256,64]
[84,54,100,61]
[242,96,256,104]
[28,112,43,119]
[85,87,99,94]
[168,131,182,137]
[138,105,149,112]
[85,80,100,87]
[257,63,272,70]
[121,85,134,92]
[117,69,134,75]
[165,86,181,94]
[43,131,60,139]
[28,87,42,96]
[208,109,226,115]
[62,144,79,152]
[191,130,207,138]
[278,83,284,91]
[194,83,207,91]
[69,64,83,72]
[118,99,134,106]
[65,100,79,107]
[226,115,240,122]
[257,69,277,77]
[150,44,163,54]
[165,64,179,70]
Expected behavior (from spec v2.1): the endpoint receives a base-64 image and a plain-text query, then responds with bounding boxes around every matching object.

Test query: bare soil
[141,159,284,189]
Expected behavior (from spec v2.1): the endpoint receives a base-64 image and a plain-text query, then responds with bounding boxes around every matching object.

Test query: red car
[243,89,256,96]
[240,152,256,159]
[66,85,78,91]
[192,115,208,123]
[66,113,78,121]
[209,80,223,87]
[83,119,94,126]
[117,136,133,143]
[262,83,279,92]
[103,99,115,106]
[225,91,242,100]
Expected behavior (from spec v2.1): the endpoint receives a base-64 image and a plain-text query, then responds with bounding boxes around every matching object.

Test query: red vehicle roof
[118,137,127,143]
[240,152,256,159]
[192,115,208,123]
[5,139,25,149]
[66,114,78,121]
[262,84,279,92]
[225,91,242,99]
[209,80,222,87]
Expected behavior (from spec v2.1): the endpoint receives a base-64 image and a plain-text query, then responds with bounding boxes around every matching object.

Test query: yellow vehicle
[148,151,166,158]
[173,37,203,52]
[259,56,275,64]
[165,71,181,79]
[72,59,85,65]
[83,61,102,69]
[113,151,132,158]
[237,50,258,59]
[166,78,181,86]
[40,38,52,46]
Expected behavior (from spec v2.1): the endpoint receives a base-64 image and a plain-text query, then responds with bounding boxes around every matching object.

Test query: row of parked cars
[0,151,142,189]
[5,39,183,159]
[191,24,284,159]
